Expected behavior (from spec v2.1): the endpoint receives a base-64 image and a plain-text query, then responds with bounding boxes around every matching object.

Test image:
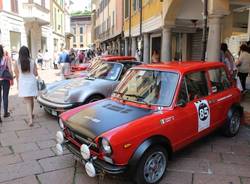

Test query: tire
[84,95,104,104]
[222,109,241,137]
[135,146,168,184]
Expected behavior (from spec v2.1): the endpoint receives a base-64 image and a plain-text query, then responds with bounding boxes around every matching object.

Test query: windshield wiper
[125,94,151,107]
[113,91,124,96]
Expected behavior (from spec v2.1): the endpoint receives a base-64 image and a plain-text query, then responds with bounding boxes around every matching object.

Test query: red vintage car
[65,56,137,79]
[56,61,243,184]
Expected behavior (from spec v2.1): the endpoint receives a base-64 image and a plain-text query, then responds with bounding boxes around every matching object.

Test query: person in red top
[0,45,13,122]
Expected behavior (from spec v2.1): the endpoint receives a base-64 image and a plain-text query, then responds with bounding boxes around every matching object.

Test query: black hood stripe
[65,99,153,139]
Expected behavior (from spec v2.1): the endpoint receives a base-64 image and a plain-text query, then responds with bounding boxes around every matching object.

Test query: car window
[115,69,179,107]
[119,62,140,80]
[177,78,189,104]
[208,68,231,93]
[89,62,123,81]
[185,71,209,101]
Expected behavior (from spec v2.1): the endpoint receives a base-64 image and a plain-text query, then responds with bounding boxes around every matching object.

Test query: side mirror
[176,99,186,107]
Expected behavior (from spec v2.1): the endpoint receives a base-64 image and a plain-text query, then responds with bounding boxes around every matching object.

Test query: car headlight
[59,119,64,129]
[56,131,64,144]
[100,138,112,155]
[80,144,91,160]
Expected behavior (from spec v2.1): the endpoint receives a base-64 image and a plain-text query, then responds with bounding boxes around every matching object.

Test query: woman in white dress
[14,46,38,126]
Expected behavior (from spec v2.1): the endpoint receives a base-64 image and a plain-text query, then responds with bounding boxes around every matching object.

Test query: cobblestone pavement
[0,69,250,184]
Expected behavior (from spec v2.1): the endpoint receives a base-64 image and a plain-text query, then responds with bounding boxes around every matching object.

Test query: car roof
[101,56,136,61]
[134,61,225,74]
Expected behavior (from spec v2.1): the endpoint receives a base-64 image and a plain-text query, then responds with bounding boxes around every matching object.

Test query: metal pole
[139,0,143,61]
[201,0,208,61]
[128,0,132,56]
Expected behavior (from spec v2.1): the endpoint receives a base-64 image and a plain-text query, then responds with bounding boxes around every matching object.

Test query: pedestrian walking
[59,48,71,79]
[0,45,13,122]
[78,50,84,63]
[220,43,236,75]
[14,46,38,126]
[69,48,76,65]
[37,49,43,69]
[43,49,50,70]
[236,44,250,93]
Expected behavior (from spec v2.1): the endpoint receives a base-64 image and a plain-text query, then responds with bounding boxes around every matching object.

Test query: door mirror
[176,99,186,107]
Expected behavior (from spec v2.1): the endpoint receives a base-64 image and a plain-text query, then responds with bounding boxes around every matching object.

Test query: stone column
[143,33,150,63]
[207,16,221,61]
[131,37,137,57]
[161,26,172,62]
[125,37,129,56]
[117,38,121,55]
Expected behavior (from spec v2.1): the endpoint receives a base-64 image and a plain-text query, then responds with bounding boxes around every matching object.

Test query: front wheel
[135,146,168,184]
[222,110,241,137]
[84,95,104,104]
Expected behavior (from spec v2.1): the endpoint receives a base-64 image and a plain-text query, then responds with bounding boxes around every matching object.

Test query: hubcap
[230,112,240,134]
[144,151,166,183]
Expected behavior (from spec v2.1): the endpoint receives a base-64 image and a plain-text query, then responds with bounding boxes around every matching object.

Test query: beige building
[51,0,66,53]
[70,15,92,49]
[92,0,124,55]
[0,0,72,60]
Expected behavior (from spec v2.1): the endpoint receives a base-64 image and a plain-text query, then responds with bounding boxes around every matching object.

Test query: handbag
[0,58,13,80]
[37,77,46,91]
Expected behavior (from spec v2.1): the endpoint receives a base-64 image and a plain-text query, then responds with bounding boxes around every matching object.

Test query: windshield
[114,69,179,106]
[87,57,102,71]
[89,62,123,81]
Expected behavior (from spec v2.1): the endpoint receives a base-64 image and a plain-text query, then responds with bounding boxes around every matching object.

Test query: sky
[70,0,91,12]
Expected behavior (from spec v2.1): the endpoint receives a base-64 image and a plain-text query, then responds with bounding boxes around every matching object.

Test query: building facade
[0,0,72,60]
[0,0,50,59]
[70,14,92,49]
[51,0,66,53]
[92,0,124,55]
[123,0,250,63]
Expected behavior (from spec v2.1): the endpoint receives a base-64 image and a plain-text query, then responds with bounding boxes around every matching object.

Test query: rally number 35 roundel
[194,100,210,132]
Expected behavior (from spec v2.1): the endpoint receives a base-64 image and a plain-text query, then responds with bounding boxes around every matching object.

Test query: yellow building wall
[124,0,162,32]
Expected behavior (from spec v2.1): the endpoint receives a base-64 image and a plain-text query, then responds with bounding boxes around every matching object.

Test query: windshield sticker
[194,100,210,132]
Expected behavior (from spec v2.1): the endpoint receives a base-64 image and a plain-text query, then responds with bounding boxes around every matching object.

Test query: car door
[171,76,198,150]
[207,67,233,126]
[172,71,212,149]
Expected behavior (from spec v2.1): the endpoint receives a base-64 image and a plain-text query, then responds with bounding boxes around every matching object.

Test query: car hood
[42,78,115,103]
[62,99,153,139]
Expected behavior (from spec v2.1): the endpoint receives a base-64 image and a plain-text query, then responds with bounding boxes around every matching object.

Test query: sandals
[24,118,33,127]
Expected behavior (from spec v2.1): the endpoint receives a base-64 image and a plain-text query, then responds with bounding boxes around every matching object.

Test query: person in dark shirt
[59,49,70,79]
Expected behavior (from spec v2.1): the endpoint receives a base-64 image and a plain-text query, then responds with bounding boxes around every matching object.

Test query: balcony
[22,3,50,25]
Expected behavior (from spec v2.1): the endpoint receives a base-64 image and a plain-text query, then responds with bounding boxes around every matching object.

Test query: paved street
[0,69,250,184]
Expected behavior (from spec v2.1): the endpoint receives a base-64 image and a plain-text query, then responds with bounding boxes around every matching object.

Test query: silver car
[37,59,140,116]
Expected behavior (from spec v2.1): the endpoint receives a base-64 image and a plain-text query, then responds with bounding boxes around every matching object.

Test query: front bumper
[64,141,127,175]
[37,96,75,116]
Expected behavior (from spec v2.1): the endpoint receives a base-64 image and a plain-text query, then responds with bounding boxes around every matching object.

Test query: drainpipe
[128,0,132,56]
[139,0,143,61]
[201,0,208,61]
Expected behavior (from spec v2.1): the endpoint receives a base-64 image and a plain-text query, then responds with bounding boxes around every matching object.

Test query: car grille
[64,125,99,153]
